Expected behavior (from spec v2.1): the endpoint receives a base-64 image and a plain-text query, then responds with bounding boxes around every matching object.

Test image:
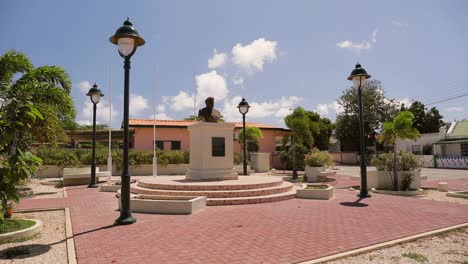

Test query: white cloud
[129,94,149,117]
[232,38,278,73]
[76,81,92,94]
[221,96,302,122]
[233,76,244,86]
[446,106,464,112]
[196,70,229,101]
[163,91,194,112]
[208,49,227,69]
[336,29,378,55]
[79,98,117,125]
[150,112,173,120]
[156,104,166,112]
[315,101,342,116]
[392,20,408,28]
[76,120,91,126]
[396,97,411,107]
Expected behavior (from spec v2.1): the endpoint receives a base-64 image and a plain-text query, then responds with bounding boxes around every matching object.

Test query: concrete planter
[305,166,326,182]
[36,165,63,178]
[371,188,425,196]
[117,192,206,214]
[367,170,422,190]
[250,152,271,172]
[63,166,111,186]
[0,219,43,244]
[447,191,468,198]
[296,184,334,200]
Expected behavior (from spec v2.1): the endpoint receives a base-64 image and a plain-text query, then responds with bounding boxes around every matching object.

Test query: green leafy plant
[378,111,420,191]
[402,252,428,263]
[304,148,334,168]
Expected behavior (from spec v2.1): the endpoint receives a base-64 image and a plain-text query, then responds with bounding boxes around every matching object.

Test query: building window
[461,143,468,157]
[171,141,181,150]
[411,145,421,155]
[155,141,164,150]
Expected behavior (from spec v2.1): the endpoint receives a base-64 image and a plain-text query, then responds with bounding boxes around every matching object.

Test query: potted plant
[304,148,334,182]
[377,111,420,191]
[370,151,423,193]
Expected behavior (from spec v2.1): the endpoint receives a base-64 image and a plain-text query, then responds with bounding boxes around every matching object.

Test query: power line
[425,92,468,106]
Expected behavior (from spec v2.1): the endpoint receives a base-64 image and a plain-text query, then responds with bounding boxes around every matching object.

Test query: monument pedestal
[186,122,238,181]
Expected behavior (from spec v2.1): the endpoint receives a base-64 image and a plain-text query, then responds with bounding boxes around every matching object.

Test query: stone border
[100,184,121,192]
[65,207,77,264]
[371,188,425,196]
[0,218,43,244]
[14,207,77,264]
[300,222,468,264]
[447,191,468,199]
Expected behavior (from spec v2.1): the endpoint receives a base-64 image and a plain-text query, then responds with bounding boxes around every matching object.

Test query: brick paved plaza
[17,174,468,264]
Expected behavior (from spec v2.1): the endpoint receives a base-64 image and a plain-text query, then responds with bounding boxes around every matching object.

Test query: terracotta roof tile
[128,119,287,130]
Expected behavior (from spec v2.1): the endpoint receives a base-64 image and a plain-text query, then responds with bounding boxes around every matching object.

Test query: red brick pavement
[17,183,468,264]
[422,178,468,191]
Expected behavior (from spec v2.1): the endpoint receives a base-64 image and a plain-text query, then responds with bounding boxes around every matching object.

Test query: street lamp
[347,63,371,198]
[86,83,104,188]
[237,98,250,176]
[110,18,145,225]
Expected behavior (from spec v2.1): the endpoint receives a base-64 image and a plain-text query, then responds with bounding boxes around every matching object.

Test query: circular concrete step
[137,176,284,191]
[130,181,293,198]
[207,189,297,206]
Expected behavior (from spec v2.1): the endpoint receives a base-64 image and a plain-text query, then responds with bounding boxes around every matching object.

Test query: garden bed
[0,219,42,244]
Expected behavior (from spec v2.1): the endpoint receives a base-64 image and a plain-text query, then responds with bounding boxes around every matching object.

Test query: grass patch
[461,261,468,264]
[402,252,428,263]
[305,185,328,190]
[0,219,36,234]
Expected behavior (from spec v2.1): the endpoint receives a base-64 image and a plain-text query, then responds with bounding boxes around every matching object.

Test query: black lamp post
[110,18,145,225]
[86,83,104,188]
[347,63,371,198]
[237,98,250,176]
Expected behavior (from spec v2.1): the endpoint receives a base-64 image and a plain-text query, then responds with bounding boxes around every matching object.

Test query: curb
[300,222,468,264]
[14,207,77,264]
[0,219,43,244]
[65,207,77,264]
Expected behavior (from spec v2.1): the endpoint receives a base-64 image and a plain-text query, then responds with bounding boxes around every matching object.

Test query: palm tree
[0,50,76,144]
[379,111,420,191]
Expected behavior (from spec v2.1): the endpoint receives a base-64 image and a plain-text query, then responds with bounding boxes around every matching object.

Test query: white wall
[395,133,440,153]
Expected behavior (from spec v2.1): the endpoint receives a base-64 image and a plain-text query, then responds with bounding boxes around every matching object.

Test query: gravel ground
[416,190,468,205]
[0,210,67,264]
[327,227,468,264]
[24,178,64,199]
[326,190,468,264]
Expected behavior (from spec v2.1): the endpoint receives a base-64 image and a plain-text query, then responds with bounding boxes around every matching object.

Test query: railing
[435,156,468,169]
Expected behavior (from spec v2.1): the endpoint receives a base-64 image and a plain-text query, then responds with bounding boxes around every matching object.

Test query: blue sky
[1,0,467,128]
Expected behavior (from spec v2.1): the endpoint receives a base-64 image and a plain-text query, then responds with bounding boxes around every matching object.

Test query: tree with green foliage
[0,50,76,143]
[238,126,264,154]
[401,101,444,133]
[334,80,399,151]
[0,50,75,222]
[378,111,420,191]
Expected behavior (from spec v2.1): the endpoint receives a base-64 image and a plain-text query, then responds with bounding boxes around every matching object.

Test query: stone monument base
[186,168,238,181]
[185,122,237,181]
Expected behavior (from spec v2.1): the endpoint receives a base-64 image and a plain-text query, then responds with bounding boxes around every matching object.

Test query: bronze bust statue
[198,97,221,122]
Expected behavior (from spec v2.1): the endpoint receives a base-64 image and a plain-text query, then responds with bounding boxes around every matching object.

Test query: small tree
[238,126,264,157]
[378,111,420,191]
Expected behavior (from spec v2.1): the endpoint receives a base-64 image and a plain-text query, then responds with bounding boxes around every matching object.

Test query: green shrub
[35,146,80,168]
[234,153,250,165]
[371,151,421,171]
[304,148,334,168]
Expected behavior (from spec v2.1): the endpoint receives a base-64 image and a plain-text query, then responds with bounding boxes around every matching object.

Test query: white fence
[435,157,468,169]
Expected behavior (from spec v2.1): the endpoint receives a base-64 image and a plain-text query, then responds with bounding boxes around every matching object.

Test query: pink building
[129,119,291,167]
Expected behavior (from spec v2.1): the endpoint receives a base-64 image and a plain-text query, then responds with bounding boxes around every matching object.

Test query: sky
[1,0,467,128]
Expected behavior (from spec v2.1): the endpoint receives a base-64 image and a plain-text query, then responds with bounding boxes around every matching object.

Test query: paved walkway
[18,181,468,264]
